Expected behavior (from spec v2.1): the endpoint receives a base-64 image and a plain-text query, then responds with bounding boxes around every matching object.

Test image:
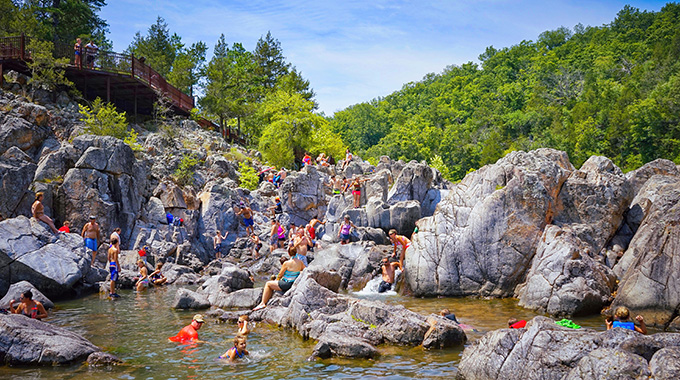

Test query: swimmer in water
[219,335,249,361]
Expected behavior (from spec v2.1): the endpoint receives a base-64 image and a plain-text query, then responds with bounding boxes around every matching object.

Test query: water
[0,285,629,379]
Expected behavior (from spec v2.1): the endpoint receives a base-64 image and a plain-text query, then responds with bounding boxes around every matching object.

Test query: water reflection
[0,285,637,379]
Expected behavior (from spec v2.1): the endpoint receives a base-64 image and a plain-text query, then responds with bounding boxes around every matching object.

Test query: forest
[2,2,679,176]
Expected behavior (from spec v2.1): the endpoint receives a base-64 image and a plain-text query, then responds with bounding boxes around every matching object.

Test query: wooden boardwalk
[0,35,246,145]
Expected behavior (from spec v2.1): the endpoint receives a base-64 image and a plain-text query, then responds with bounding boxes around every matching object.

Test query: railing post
[20,33,25,60]
[130,53,135,78]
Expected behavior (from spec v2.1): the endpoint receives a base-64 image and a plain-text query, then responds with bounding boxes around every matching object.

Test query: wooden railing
[0,34,194,113]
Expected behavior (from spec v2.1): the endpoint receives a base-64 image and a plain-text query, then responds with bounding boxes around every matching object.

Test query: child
[58,220,70,233]
[439,308,459,323]
[149,262,167,286]
[237,315,251,335]
[219,335,249,361]
[337,215,356,245]
[606,306,647,334]
[250,234,262,259]
[135,260,149,291]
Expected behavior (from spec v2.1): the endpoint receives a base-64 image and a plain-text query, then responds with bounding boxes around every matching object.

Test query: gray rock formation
[458,316,680,380]
[0,146,37,219]
[0,314,113,365]
[172,288,210,310]
[278,165,327,226]
[406,149,574,297]
[0,216,93,298]
[197,265,254,305]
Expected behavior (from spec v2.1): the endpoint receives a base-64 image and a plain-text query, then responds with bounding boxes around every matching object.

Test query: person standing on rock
[235,200,255,235]
[9,290,48,320]
[388,229,411,268]
[110,227,122,247]
[350,177,370,208]
[169,314,205,343]
[108,237,120,298]
[307,216,325,241]
[82,216,101,267]
[269,218,286,252]
[378,257,401,293]
[338,215,356,245]
[606,306,647,334]
[250,233,263,258]
[213,231,228,259]
[31,192,59,234]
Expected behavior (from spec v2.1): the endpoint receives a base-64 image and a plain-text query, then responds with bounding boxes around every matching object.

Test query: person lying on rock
[149,262,167,286]
[219,334,249,361]
[378,257,402,293]
[9,290,48,320]
[606,306,647,334]
[388,229,411,268]
[31,192,59,234]
[252,252,305,311]
[169,314,205,343]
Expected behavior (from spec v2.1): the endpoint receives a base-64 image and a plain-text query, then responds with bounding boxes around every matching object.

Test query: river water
[0,284,620,379]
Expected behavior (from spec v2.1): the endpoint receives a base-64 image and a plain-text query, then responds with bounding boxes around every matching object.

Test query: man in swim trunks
[82,215,101,267]
[213,231,228,259]
[169,314,205,343]
[389,229,411,268]
[235,200,254,235]
[108,237,120,298]
[291,228,311,266]
[378,257,401,293]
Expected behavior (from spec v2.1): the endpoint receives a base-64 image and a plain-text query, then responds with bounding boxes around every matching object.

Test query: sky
[100,0,670,116]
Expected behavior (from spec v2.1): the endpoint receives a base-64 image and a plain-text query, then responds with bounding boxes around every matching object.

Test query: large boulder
[172,288,210,310]
[0,112,51,157]
[0,216,93,299]
[406,149,574,297]
[0,314,110,365]
[386,160,434,207]
[197,265,254,305]
[458,316,680,380]
[278,165,327,226]
[611,175,680,329]
[0,146,37,219]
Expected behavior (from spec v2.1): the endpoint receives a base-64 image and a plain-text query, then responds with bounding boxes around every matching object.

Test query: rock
[0,314,101,365]
[86,351,122,366]
[172,288,210,309]
[458,316,680,380]
[209,288,262,309]
[0,281,55,309]
[649,347,680,379]
[311,333,379,359]
[0,216,92,299]
[74,146,108,171]
[625,158,680,197]
[198,265,254,304]
[422,314,467,349]
[386,160,434,207]
[161,263,195,285]
[611,175,680,328]
[406,149,574,297]
[153,181,188,209]
[0,113,50,157]
[516,225,617,317]
[33,144,77,183]
[0,148,37,219]
[142,197,167,225]
[562,348,651,380]
[278,165,327,226]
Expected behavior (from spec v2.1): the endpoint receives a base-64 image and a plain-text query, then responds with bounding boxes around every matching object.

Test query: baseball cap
[193,314,205,323]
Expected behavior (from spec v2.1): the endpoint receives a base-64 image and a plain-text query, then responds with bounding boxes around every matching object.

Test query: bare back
[31,201,44,218]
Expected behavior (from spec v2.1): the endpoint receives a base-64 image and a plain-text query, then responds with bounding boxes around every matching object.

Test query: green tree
[167,41,207,96]
[26,39,72,97]
[253,31,288,89]
[127,16,181,77]
[79,97,127,138]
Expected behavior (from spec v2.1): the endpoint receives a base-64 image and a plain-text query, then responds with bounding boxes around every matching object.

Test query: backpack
[166,213,174,225]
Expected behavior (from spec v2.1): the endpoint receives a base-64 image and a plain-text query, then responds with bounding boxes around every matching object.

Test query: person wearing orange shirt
[169,314,205,343]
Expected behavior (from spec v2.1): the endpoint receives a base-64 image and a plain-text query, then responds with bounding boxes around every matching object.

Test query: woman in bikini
[350,177,370,208]
[9,290,48,320]
[252,252,304,311]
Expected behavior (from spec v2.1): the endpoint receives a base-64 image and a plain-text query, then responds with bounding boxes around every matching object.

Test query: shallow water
[0,285,634,379]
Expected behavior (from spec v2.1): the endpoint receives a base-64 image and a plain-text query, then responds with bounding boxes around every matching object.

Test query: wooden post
[134,85,138,123]
[0,62,3,87]
[130,53,134,78]
[19,33,25,60]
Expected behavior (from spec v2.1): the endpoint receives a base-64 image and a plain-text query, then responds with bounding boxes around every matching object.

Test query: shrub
[174,153,199,186]
[124,128,144,152]
[238,162,259,190]
[79,97,128,139]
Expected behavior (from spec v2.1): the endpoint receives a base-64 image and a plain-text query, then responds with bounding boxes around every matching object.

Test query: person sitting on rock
[341,148,353,171]
[9,290,48,320]
[58,220,71,233]
[268,197,283,218]
[508,318,527,329]
[388,229,411,268]
[237,314,251,335]
[31,192,59,234]
[252,252,304,311]
[338,215,356,245]
[606,306,647,334]
[169,314,204,343]
[135,260,150,291]
[149,262,167,286]
[378,257,401,293]
[219,334,249,361]
[250,233,262,259]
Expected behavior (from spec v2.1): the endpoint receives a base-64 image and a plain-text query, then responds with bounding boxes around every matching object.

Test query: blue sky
[100,0,670,115]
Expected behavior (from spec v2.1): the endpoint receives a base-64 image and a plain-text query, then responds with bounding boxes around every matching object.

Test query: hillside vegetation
[330,4,680,180]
